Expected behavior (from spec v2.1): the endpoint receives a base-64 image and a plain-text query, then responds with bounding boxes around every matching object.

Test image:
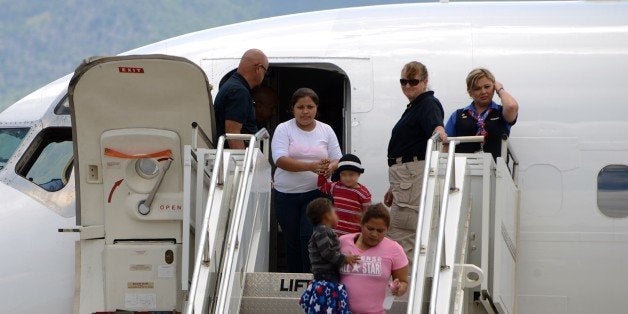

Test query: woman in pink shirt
[339,203,409,314]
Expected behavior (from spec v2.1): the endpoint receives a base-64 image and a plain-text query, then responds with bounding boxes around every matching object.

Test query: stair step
[239,272,409,313]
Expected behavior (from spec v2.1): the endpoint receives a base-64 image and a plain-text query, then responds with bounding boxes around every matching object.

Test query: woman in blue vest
[445,68,519,159]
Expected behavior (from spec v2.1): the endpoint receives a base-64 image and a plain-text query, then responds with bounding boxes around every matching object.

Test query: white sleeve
[271,122,289,163]
[325,124,343,160]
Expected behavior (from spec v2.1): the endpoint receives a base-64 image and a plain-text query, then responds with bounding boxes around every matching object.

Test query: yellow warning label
[127,282,154,289]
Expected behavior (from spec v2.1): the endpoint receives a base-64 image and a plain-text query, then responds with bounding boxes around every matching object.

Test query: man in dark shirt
[384,61,446,265]
[214,49,269,148]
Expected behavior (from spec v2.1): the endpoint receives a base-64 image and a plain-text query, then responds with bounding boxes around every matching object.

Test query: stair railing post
[425,135,483,314]
[406,133,440,314]
[428,139,457,314]
[215,130,269,313]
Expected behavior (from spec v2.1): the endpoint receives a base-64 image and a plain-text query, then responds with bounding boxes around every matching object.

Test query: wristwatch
[496,87,505,95]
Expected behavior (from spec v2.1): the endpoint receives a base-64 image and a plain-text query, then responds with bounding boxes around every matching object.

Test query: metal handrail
[215,131,262,313]
[446,136,485,143]
[185,129,269,314]
[185,136,225,314]
[507,141,519,182]
[428,140,457,314]
[445,136,484,189]
[191,122,215,149]
[406,133,440,313]
[428,135,483,314]
[500,134,520,181]
[406,135,485,313]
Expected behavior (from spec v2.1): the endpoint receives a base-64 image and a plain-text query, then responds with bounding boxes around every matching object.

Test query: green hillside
[0,0,417,112]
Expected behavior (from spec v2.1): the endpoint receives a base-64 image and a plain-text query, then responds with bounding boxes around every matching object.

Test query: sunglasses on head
[400,79,421,86]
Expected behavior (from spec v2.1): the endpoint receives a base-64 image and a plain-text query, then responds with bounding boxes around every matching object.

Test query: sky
[0,0,424,111]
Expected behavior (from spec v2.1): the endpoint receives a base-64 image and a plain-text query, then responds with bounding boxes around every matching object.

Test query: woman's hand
[309,159,328,174]
[277,156,326,174]
[434,126,448,142]
[494,80,504,93]
[391,278,408,296]
[384,186,393,207]
[391,265,409,296]
[319,159,329,175]
[493,80,519,123]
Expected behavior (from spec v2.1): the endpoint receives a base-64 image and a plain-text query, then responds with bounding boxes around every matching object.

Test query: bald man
[214,49,269,148]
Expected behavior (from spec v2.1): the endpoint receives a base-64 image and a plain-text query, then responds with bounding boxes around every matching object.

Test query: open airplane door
[68,55,214,313]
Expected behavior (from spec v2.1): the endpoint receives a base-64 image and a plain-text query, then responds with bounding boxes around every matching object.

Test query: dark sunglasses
[400,79,421,86]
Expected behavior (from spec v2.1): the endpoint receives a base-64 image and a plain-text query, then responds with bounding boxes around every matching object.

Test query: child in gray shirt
[299,198,359,313]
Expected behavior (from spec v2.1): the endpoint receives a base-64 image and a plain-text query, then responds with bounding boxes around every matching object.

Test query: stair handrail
[191,122,216,149]
[500,134,519,182]
[406,132,441,313]
[215,129,269,313]
[185,135,226,314]
[508,141,519,182]
[428,135,483,314]
[184,129,269,314]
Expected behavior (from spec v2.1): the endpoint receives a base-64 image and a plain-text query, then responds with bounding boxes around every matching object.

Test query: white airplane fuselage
[1,2,627,313]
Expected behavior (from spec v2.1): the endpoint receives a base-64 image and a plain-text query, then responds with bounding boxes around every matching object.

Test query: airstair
[69,54,520,314]
[183,129,273,313]
[180,134,520,314]
[404,135,520,314]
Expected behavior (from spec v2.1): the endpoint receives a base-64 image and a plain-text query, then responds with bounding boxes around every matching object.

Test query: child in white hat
[318,153,372,236]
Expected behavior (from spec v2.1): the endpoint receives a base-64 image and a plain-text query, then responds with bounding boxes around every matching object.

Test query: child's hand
[345,254,360,265]
[323,162,336,178]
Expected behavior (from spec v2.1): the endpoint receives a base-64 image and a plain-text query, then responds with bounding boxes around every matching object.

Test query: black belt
[387,155,421,167]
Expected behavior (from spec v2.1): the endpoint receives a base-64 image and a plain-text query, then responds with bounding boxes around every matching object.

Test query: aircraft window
[16,127,73,192]
[54,95,70,115]
[597,165,628,218]
[0,128,29,170]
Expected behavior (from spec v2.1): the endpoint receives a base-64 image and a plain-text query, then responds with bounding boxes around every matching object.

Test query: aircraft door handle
[138,158,173,215]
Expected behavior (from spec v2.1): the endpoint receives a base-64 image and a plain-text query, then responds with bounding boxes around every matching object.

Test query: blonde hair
[466,68,495,91]
[401,61,428,81]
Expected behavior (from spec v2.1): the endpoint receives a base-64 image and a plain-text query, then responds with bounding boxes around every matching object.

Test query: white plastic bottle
[383,280,399,310]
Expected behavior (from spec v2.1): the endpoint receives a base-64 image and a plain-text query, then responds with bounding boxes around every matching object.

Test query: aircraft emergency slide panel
[68,55,214,313]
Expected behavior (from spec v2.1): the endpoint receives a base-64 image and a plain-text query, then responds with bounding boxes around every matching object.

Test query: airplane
[0,1,627,313]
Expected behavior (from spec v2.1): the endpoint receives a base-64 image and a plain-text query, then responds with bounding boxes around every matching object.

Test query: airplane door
[69,55,214,312]
[200,57,374,151]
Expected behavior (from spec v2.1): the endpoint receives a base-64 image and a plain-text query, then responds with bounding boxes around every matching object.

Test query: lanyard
[466,108,492,147]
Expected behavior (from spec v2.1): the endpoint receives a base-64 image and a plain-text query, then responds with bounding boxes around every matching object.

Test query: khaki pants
[387,160,424,265]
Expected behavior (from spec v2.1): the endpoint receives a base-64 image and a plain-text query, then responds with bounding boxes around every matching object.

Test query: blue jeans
[274,189,323,273]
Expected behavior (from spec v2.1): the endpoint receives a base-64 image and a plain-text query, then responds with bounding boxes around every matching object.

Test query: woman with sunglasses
[384,61,447,264]
[444,68,519,159]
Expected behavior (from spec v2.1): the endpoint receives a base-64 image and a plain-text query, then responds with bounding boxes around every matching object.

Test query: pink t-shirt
[339,233,409,314]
